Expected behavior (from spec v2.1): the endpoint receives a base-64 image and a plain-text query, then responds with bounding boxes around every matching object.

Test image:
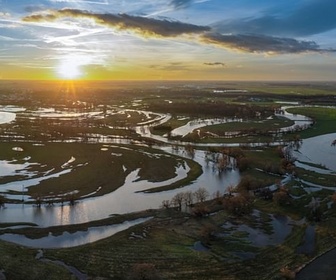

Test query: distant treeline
[148,101,273,118]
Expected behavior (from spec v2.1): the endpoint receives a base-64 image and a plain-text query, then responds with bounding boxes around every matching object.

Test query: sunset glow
[57,60,82,80]
[0,0,335,81]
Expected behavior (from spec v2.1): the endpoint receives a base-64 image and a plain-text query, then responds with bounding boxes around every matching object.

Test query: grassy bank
[287,107,336,138]
[0,142,200,201]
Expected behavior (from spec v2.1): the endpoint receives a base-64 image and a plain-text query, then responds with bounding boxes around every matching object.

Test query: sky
[0,0,336,81]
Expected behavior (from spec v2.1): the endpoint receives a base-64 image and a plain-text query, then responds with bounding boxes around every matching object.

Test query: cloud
[204,62,226,67]
[22,9,334,54]
[0,12,11,17]
[23,9,210,37]
[149,62,190,71]
[50,0,109,4]
[213,0,336,37]
[169,0,193,10]
[200,33,335,54]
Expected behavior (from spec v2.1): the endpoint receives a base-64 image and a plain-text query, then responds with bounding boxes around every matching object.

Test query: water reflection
[293,133,336,172]
[0,149,240,227]
[0,217,152,248]
[221,213,293,247]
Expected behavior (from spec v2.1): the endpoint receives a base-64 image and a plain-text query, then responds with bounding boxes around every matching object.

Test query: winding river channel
[0,104,335,248]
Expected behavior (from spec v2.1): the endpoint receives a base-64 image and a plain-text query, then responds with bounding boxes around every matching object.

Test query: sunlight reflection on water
[0,149,240,227]
[0,217,152,248]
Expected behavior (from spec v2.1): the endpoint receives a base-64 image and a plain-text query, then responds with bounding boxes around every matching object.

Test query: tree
[236,156,250,171]
[273,188,291,206]
[282,146,296,163]
[332,139,336,147]
[212,190,222,204]
[194,187,209,203]
[32,194,43,208]
[192,203,210,217]
[226,185,235,196]
[161,200,170,209]
[200,224,216,245]
[185,144,195,158]
[66,193,77,206]
[0,195,5,208]
[223,192,252,216]
[280,266,296,279]
[171,192,184,211]
[216,152,230,172]
[331,192,336,204]
[183,191,194,206]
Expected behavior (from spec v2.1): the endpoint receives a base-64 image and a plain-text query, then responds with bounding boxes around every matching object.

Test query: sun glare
[57,60,82,80]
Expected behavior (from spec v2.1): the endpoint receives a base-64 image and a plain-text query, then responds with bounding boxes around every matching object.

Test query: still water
[294,133,336,172]
[0,149,240,227]
[0,217,152,248]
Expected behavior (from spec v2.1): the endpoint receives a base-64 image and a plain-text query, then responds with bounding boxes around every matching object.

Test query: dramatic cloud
[201,33,335,54]
[213,0,336,37]
[22,9,334,54]
[169,0,193,10]
[23,9,210,37]
[204,62,226,67]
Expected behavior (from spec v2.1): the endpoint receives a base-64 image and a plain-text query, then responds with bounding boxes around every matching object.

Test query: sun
[57,60,82,80]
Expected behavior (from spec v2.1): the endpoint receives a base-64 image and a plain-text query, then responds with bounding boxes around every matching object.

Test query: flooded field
[0,81,336,280]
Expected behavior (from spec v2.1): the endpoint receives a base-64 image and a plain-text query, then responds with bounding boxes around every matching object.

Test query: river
[0,104,334,248]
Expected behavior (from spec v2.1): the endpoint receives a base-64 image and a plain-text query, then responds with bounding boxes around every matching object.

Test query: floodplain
[0,80,336,279]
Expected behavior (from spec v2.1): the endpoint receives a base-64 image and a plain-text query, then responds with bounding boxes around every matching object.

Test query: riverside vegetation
[0,80,336,279]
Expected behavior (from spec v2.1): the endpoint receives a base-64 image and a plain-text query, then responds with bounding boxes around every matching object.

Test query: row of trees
[148,101,273,119]
[32,193,78,207]
[162,185,255,217]
[162,187,210,211]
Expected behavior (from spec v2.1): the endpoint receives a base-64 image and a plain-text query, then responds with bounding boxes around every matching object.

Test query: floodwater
[293,133,336,172]
[222,213,293,247]
[171,118,242,137]
[0,104,334,248]
[0,111,16,124]
[0,217,152,248]
[0,149,240,227]
[296,247,336,280]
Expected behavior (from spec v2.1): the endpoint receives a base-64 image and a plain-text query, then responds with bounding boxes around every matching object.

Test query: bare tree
[332,139,336,147]
[161,200,170,209]
[66,193,77,206]
[212,190,222,204]
[32,194,43,208]
[192,204,210,217]
[171,192,184,211]
[185,144,195,158]
[194,187,209,203]
[226,185,235,196]
[0,195,5,208]
[183,191,194,206]
[282,146,296,162]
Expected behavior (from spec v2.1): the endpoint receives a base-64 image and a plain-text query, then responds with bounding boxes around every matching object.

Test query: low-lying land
[0,81,336,279]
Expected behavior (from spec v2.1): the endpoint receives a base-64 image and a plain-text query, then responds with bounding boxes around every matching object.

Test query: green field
[287,107,336,138]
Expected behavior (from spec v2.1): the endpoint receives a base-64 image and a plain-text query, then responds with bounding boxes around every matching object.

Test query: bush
[129,263,161,280]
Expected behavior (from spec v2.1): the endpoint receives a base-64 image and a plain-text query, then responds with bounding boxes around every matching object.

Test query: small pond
[221,213,293,247]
